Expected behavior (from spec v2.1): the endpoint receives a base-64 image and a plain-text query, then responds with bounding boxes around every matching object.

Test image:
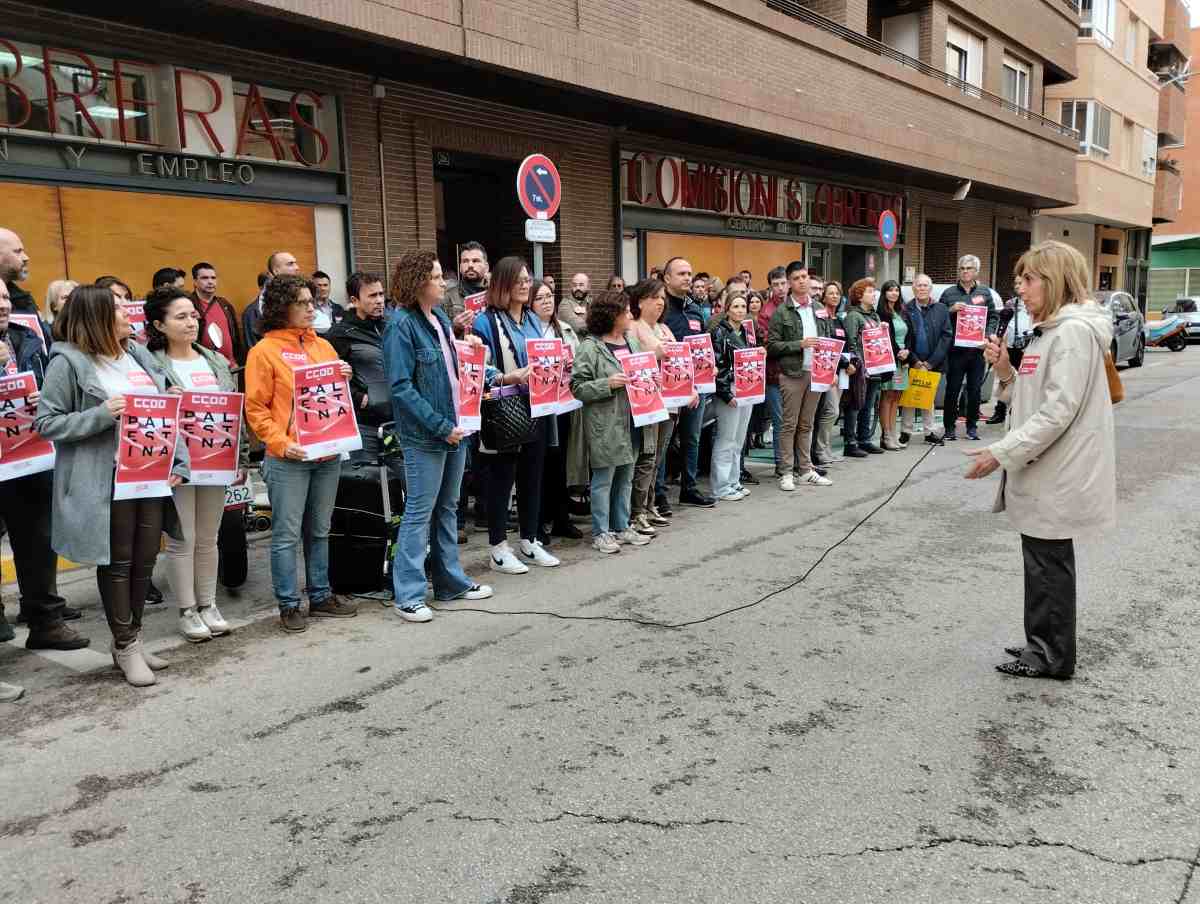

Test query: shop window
[0,41,156,144]
[233,82,334,168]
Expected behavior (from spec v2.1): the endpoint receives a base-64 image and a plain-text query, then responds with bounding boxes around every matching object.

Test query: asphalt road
[3,346,1200,904]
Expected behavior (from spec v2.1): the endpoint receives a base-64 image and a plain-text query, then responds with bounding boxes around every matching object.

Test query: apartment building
[0,0,1080,307]
[1041,0,1189,308]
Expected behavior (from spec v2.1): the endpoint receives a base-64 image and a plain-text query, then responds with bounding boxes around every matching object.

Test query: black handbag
[480,310,536,451]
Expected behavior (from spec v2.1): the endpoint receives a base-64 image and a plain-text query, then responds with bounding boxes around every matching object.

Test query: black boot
[987,402,1007,425]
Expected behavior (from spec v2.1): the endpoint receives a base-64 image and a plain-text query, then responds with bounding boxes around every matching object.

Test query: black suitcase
[328,449,404,594]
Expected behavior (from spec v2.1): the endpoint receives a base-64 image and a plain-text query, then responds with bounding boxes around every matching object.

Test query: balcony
[1159,82,1187,147]
[1152,0,1191,56]
[1155,162,1183,223]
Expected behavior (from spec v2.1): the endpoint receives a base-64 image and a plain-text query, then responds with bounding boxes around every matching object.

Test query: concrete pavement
[3,346,1200,903]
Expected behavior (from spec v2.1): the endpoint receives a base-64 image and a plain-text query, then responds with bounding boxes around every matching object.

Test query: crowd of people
[0,223,1036,697]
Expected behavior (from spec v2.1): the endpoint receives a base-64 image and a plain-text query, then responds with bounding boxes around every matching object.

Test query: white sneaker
[799,470,833,487]
[592,532,620,554]
[490,542,529,575]
[779,474,796,492]
[736,486,751,497]
[718,491,744,502]
[198,604,230,636]
[618,528,651,546]
[179,608,213,643]
[461,584,493,601]
[519,538,560,568]
[0,681,24,703]
[396,603,433,622]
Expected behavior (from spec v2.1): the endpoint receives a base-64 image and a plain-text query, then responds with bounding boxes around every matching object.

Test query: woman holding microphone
[965,241,1116,680]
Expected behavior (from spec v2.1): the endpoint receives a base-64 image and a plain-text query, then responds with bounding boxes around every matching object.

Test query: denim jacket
[385,306,483,452]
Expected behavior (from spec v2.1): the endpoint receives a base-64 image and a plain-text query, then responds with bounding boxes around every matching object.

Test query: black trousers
[539,413,571,531]
[483,432,547,547]
[1019,534,1076,677]
[943,349,985,433]
[97,498,165,646]
[0,471,63,629]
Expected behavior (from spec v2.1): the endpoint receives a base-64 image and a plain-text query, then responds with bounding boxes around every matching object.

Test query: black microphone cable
[436,443,939,630]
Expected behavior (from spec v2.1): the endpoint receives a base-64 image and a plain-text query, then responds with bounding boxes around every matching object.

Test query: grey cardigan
[34,341,190,566]
[153,343,250,471]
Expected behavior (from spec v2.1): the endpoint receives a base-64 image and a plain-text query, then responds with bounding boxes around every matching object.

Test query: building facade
[0,0,1081,312]
[1040,0,1189,310]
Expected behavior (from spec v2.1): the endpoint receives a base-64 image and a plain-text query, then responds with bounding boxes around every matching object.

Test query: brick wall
[2,2,616,290]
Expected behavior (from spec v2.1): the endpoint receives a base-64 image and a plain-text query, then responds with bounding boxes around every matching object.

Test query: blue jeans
[765,384,783,468]
[393,444,473,607]
[590,464,634,536]
[262,455,341,611]
[676,395,708,494]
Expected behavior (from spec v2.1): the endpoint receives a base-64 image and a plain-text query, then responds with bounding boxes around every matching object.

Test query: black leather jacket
[327,310,390,426]
[712,318,750,403]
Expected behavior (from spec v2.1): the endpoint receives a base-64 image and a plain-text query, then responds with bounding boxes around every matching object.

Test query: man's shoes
[924,433,944,445]
[551,521,583,540]
[861,443,884,454]
[396,603,433,623]
[280,608,308,633]
[798,470,833,487]
[739,470,760,485]
[617,528,651,547]
[678,490,716,508]
[145,581,164,606]
[966,427,980,441]
[21,604,83,625]
[632,514,657,535]
[844,446,868,458]
[813,467,829,477]
[592,532,621,555]
[898,432,911,445]
[0,681,24,702]
[986,403,1007,425]
[779,474,796,492]
[944,431,958,442]
[654,498,674,518]
[309,596,359,618]
[26,622,90,651]
[647,508,671,526]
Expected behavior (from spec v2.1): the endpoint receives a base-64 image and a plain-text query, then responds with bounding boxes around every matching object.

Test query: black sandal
[1004,645,1023,658]
[995,660,1070,680]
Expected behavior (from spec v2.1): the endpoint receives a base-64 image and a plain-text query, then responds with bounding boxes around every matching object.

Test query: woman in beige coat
[965,240,1115,680]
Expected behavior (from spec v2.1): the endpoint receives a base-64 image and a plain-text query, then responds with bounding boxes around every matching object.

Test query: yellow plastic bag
[897,368,941,409]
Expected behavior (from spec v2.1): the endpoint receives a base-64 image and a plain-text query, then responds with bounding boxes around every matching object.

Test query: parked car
[899,283,1002,406]
[1093,291,1145,368]
[1160,297,1200,340]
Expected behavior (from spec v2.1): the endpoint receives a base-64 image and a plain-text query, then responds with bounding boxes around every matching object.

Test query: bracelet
[997,372,1016,388]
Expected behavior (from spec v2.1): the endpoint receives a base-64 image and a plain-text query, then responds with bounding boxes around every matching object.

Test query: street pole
[533,242,543,280]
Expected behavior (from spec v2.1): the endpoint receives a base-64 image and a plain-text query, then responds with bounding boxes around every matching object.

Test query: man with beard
[444,242,489,322]
[557,272,592,333]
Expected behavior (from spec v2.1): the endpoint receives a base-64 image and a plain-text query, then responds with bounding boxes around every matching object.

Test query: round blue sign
[878,209,898,251]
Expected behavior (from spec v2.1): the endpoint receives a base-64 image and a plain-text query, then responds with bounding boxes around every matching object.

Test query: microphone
[994,306,1015,340]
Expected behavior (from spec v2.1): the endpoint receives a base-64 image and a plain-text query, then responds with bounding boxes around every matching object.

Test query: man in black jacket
[0,278,89,656]
[0,228,38,318]
[939,255,999,441]
[328,272,389,428]
[901,273,952,445]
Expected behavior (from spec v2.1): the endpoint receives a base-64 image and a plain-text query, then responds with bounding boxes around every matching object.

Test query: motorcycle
[1145,315,1188,352]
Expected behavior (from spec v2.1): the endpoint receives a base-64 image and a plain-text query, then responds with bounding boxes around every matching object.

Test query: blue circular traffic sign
[878,209,898,251]
[517,154,561,221]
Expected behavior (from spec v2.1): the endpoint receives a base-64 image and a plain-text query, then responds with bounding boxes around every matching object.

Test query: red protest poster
[954,304,988,348]
[179,390,243,486]
[292,362,362,459]
[526,337,563,418]
[122,301,147,343]
[0,371,55,481]
[810,338,845,392]
[685,333,717,394]
[742,319,757,345]
[455,340,485,432]
[733,346,767,405]
[557,343,582,414]
[620,351,668,427]
[660,341,694,409]
[463,291,487,315]
[862,323,896,376]
[9,314,46,353]
[114,393,179,500]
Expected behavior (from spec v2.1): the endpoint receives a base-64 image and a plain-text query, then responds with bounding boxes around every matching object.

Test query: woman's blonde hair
[45,279,78,320]
[1014,240,1091,321]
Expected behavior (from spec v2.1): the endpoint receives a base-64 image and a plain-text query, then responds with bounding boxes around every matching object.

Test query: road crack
[536,810,739,830]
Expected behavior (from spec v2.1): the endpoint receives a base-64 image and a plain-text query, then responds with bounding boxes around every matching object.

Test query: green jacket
[842,306,880,360]
[570,334,647,469]
[153,343,250,472]
[766,296,835,378]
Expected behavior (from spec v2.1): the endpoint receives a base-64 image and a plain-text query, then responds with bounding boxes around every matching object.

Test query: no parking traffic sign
[516,154,561,221]
[877,209,898,251]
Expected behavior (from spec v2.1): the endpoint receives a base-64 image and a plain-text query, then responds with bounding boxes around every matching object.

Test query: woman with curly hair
[245,274,357,634]
[384,250,497,622]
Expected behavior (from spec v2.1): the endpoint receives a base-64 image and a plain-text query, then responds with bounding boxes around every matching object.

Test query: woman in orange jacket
[245,275,357,633]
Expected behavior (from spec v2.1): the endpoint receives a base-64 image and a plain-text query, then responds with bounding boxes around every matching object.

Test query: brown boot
[26,622,90,651]
[309,596,358,618]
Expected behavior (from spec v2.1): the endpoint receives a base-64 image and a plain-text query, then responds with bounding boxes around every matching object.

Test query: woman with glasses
[472,257,561,574]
